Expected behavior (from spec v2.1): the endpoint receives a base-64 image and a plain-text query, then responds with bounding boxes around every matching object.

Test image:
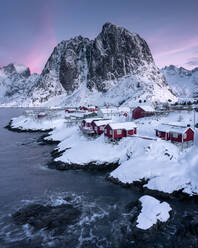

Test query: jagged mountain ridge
[0,63,39,106]
[30,22,175,106]
[0,23,176,106]
[162,65,198,99]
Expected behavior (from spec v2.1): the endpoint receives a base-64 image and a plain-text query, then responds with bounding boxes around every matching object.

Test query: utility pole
[194,107,196,129]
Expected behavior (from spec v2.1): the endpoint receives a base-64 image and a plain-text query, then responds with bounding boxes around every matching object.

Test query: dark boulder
[12,203,81,234]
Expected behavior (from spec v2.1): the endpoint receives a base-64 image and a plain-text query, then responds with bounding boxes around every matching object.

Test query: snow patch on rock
[136,195,172,230]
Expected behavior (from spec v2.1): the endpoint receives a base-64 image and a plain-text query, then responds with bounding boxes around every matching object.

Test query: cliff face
[0,23,176,107]
[86,22,154,92]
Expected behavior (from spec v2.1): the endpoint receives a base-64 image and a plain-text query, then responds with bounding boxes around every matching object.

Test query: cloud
[186,57,198,66]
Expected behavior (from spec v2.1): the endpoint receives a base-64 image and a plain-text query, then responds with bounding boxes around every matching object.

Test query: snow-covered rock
[136,195,172,230]
[162,65,198,99]
[0,63,39,106]
[0,23,176,107]
[34,22,176,106]
[9,109,198,197]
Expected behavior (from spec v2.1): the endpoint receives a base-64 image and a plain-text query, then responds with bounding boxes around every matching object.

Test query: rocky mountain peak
[1,63,31,78]
[1,23,176,106]
[38,22,157,98]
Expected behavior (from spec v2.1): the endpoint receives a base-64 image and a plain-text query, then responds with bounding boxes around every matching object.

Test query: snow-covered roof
[98,107,130,114]
[139,105,155,112]
[169,126,193,134]
[156,123,193,134]
[98,108,119,114]
[66,108,76,111]
[162,122,189,128]
[84,117,102,123]
[93,119,113,126]
[38,112,47,115]
[88,105,97,108]
[108,122,137,130]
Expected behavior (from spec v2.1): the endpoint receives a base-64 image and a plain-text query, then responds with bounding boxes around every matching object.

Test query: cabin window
[95,127,97,131]
[104,129,107,134]
[110,130,113,135]
[100,126,104,131]
[183,133,187,139]
[117,129,122,135]
[172,133,178,138]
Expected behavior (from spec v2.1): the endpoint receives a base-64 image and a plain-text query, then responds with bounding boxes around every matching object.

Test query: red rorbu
[104,122,137,139]
[80,118,102,134]
[155,123,194,143]
[132,106,155,119]
[91,119,113,135]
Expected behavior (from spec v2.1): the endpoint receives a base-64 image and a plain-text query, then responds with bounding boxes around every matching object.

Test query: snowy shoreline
[6,109,198,199]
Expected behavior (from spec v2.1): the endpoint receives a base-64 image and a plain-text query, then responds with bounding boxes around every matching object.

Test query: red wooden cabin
[155,125,170,141]
[104,122,137,139]
[155,123,194,143]
[37,112,47,118]
[65,108,76,113]
[132,106,155,119]
[80,117,102,134]
[92,119,112,134]
[87,106,98,112]
[80,106,88,111]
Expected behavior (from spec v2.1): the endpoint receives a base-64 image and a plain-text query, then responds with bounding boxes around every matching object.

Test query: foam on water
[0,192,134,248]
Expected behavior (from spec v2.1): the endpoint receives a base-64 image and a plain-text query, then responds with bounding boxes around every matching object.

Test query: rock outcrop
[0,23,176,106]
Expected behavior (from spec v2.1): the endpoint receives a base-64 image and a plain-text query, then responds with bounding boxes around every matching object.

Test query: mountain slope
[0,63,39,106]
[162,65,198,99]
[29,22,176,106]
[0,23,176,107]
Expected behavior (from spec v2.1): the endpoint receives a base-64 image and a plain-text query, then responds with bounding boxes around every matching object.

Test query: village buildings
[104,122,137,139]
[132,106,155,119]
[155,123,194,143]
[92,119,113,134]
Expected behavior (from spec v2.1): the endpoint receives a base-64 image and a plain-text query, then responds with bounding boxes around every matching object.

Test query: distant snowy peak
[162,65,198,99]
[0,63,39,106]
[1,63,31,78]
[32,22,175,106]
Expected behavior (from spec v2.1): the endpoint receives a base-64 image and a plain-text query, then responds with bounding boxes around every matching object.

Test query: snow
[54,131,134,165]
[13,64,28,74]
[108,122,137,130]
[10,108,198,196]
[139,105,155,112]
[84,117,103,124]
[162,65,198,99]
[11,111,66,131]
[136,195,172,230]
[156,123,193,134]
[93,119,113,126]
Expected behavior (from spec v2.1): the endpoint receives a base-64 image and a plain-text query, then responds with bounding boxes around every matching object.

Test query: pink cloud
[24,3,57,74]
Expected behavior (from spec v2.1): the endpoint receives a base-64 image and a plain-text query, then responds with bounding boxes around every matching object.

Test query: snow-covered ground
[10,110,66,131]
[10,109,198,196]
[136,195,172,230]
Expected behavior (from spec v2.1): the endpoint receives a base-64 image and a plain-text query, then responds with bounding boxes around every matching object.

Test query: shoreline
[6,121,198,201]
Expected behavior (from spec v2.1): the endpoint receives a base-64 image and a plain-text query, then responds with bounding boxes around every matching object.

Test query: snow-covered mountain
[0,63,39,106]
[162,65,198,99]
[0,23,176,107]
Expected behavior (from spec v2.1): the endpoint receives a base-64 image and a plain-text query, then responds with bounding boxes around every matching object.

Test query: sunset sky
[0,0,198,74]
